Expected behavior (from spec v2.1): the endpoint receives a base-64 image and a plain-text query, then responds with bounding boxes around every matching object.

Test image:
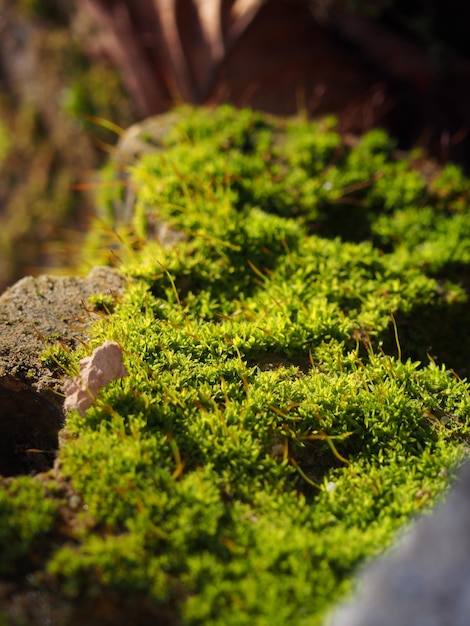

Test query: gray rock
[0,266,126,476]
[0,266,126,394]
[111,111,184,226]
[326,460,470,626]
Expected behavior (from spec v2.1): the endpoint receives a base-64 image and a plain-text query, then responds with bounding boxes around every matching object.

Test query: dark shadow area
[245,351,312,374]
[0,584,181,626]
[313,199,377,243]
[0,376,64,477]
[381,289,470,378]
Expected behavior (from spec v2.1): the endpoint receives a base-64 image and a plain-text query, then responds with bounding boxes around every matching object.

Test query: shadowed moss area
[2,106,470,624]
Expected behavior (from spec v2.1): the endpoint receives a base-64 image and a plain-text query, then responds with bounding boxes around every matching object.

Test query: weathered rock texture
[327,459,470,626]
[0,266,126,476]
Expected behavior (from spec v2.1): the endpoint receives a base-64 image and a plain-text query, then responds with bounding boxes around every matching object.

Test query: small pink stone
[63,341,128,416]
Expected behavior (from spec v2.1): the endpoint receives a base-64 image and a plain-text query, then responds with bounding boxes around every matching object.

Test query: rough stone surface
[0,266,126,476]
[0,266,126,399]
[326,460,470,626]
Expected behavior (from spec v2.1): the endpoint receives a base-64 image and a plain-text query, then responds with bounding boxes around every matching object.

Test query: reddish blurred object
[79,0,470,164]
[79,0,389,128]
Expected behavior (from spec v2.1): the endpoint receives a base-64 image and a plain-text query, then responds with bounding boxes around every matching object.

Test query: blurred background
[2,0,470,290]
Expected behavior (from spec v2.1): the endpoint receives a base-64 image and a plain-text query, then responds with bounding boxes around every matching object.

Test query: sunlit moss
[2,105,470,624]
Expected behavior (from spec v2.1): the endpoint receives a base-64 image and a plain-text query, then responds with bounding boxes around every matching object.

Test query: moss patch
[2,105,470,624]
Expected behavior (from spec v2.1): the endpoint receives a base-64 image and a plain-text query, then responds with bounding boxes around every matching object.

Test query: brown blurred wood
[79,0,269,113]
[78,0,386,126]
[77,0,470,165]
[81,0,172,115]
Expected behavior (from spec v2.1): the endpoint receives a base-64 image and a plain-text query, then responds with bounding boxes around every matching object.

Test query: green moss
[3,105,470,623]
[0,478,58,578]
[40,343,75,375]
[123,105,470,371]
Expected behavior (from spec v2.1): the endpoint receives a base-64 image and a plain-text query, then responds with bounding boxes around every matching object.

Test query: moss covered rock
[1,105,470,625]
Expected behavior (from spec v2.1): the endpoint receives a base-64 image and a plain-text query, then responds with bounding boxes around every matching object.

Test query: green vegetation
[2,105,470,624]
[0,478,58,578]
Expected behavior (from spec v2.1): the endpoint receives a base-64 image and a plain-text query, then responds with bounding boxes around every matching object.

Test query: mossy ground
[2,106,470,624]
